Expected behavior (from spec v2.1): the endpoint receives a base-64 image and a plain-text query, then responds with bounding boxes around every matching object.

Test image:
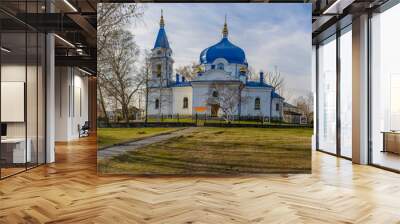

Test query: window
[0,3,46,179]
[212,91,218,97]
[217,63,224,70]
[156,64,161,78]
[157,50,162,55]
[317,35,337,154]
[254,98,260,110]
[211,65,216,69]
[370,4,400,171]
[155,99,159,109]
[276,103,280,111]
[183,97,188,109]
[340,27,352,158]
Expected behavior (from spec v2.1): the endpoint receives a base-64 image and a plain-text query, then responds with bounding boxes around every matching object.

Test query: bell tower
[150,10,174,87]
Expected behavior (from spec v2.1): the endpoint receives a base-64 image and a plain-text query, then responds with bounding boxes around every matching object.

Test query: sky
[127,3,312,101]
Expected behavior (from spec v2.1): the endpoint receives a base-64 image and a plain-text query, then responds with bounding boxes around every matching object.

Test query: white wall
[241,87,271,117]
[147,88,173,116]
[1,64,25,126]
[271,98,283,118]
[192,82,243,116]
[192,83,212,115]
[1,65,28,138]
[1,65,26,141]
[71,74,89,138]
[1,65,26,81]
[148,82,274,117]
[1,82,24,123]
[54,67,89,141]
[1,63,47,164]
[172,87,192,115]
[203,58,244,79]
[55,67,69,141]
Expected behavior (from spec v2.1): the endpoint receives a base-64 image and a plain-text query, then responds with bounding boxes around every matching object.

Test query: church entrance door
[211,104,220,117]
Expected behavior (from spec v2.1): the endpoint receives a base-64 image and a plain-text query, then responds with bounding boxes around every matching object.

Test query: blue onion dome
[199,18,246,64]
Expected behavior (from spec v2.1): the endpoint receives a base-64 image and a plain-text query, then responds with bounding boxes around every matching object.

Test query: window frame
[254,97,261,110]
[212,91,218,98]
[156,64,162,78]
[183,97,188,109]
[315,24,353,160]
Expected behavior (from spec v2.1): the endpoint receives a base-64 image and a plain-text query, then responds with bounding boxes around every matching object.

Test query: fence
[98,113,313,128]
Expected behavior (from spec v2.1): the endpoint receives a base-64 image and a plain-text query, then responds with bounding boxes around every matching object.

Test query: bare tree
[97,78,109,123]
[101,30,144,123]
[97,3,144,124]
[97,3,144,54]
[294,92,314,124]
[207,83,242,122]
[140,50,152,122]
[279,86,294,104]
[247,66,258,81]
[265,66,285,94]
[175,62,198,81]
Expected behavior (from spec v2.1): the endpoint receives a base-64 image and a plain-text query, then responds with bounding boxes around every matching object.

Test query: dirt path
[98,127,196,160]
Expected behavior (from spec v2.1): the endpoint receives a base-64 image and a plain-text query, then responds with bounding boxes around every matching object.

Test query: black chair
[79,121,90,138]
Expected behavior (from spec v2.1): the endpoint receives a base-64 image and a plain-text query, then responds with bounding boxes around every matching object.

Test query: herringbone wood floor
[1,135,400,224]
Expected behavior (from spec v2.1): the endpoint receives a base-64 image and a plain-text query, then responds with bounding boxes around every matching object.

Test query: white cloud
[127,3,312,100]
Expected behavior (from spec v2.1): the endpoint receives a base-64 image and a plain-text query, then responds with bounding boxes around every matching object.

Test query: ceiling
[1,0,396,74]
[311,0,390,43]
[0,0,98,74]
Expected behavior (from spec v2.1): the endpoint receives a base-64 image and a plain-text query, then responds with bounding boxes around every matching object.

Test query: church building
[147,12,284,120]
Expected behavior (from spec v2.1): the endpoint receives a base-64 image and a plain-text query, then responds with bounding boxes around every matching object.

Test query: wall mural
[97,3,313,175]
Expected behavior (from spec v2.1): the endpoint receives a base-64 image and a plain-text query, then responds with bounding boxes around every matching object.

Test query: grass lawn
[98,127,312,174]
[97,127,181,149]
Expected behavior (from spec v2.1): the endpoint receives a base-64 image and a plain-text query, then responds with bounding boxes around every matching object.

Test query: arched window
[183,97,189,109]
[155,99,159,109]
[212,91,219,97]
[276,103,280,111]
[254,97,260,110]
[217,63,224,70]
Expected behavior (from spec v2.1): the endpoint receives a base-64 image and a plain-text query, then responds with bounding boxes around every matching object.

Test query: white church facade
[147,13,284,120]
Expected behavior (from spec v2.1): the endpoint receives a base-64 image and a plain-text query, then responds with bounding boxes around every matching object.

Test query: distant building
[147,12,285,120]
[106,106,144,122]
[283,102,307,124]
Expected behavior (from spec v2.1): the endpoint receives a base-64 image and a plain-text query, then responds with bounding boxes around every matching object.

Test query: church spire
[153,9,170,49]
[160,9,165,28]
[222,14,228,38]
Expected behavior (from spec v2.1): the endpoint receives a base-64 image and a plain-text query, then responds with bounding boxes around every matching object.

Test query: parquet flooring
[1,135,400,224]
